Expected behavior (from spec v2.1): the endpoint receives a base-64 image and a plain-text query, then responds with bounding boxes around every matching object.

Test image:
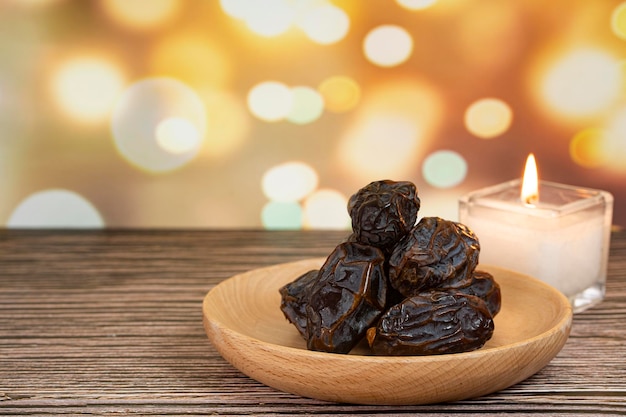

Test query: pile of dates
[279,180,501,356]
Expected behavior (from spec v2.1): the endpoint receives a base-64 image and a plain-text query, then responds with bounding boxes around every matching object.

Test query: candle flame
[521,153,539,206]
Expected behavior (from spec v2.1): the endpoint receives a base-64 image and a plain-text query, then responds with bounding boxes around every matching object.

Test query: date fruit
[367,292,494,355]
[442,270,502,317]
[388,217,480,297]
[306,242,387,354]
[348,180,420,251]
[279,269,320,338]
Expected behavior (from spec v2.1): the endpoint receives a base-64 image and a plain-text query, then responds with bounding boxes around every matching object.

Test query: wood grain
[1,229,625,416]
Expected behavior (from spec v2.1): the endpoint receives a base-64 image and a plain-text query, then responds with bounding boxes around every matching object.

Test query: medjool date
[388,217,480,297]
[279,269,319,339]
[347,180,420,251]
[306,241,387,354]
[443,270,501,317]
[367,292,494,355]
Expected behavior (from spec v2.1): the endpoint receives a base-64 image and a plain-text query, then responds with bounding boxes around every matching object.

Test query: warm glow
[155,117,201,154]
[247,81,292,122]
[363,25,413,67]
[521,154,539,205]
[302,189,350,230]
[464,98,513,139]
[262,161,319,202]
[569,128,605,168]
[111,77,207,173]
[100,0,181,30]
[52,57,125,123]
[318,76,360,113]
[297,3,350,45]
[540,48,622,119]
[395,0,438,10]
[149,33,230,89]
[287,86,324,124]
[220,0,295,37]
[611,2,626,40]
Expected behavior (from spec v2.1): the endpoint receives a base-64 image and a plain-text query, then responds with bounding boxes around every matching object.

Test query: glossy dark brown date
[367,292,494,356]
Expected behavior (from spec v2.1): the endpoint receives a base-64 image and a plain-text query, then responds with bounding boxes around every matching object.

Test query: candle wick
[523,195,538,207]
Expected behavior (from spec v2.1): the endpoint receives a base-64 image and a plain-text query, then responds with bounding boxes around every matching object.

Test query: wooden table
[1,229,625,416]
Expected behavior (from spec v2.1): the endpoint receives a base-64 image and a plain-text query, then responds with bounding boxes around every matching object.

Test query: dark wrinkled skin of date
[279,269,320,339]
[306,241,387,354]
[367,292,494,355]
[442,270,501,317]
[347,180,420,251]
[388,217,480,297]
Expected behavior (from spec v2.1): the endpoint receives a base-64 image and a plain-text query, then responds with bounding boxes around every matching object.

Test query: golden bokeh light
[336,78,443,182]
[202,90,250,158]
[287,86,324,125]
[363,25,413,67]
[395,0,438,11]
[302,189,350,230]
[51,56,125,123]
[247,81,293,122]
[569,128,605,168]
[149,33,231,90]
[464,98,513,139]
[611,2,626,40]
[100,0,181,30]
[262,161,319,202]
[602,107,626,173]
[297,3,350,45]
[8,189,104,228]
[539,48,622,119]
[111,77,206,173]
[318,76,360,113]
[220,0,295,37]
[155,117,201,155]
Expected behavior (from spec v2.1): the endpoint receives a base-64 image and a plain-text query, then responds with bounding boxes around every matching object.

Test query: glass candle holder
[459,179,613,313]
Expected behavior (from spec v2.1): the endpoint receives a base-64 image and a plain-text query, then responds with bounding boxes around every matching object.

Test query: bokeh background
[1,0,625,229]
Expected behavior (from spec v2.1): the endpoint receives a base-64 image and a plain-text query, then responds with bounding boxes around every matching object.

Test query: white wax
[463,211,604,297]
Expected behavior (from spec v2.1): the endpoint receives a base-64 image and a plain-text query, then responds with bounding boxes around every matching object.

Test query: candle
[458,154,613,313]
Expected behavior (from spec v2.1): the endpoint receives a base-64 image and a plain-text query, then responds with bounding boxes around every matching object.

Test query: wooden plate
[202,258,572,405]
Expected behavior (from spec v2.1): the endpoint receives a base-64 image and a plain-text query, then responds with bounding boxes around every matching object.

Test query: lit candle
[459,154,613,313]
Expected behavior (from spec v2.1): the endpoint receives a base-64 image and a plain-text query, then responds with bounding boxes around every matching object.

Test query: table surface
[1,229,625,416]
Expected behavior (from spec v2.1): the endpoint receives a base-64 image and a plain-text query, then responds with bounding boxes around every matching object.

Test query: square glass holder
[459,179,613,313]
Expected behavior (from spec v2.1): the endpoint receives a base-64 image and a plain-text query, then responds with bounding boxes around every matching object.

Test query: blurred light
[297,3,350,45]
[111,77,206,173]
[602,107,626,172]
[149,33,231,89]
[220,0,295,37]
[395,0,438,10]
[464,98,513,139]
[457,2,522,72]
[100,0,181,30]
[202,90,250,158]
[363,25,413,67]
[318,76,360,113]
[569,128,605,168]
[247,81,292,122]
[261,201,303,229]
[262,161,319,202]
[336,79,443,182]
[422,150,467,188]
[51,56,124,123]
[287,86,324,124]
[7,189,104,228]
[155,117,201,154]
[540,48,622,119]
[303,189,350,230]
[611,2,626,40]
